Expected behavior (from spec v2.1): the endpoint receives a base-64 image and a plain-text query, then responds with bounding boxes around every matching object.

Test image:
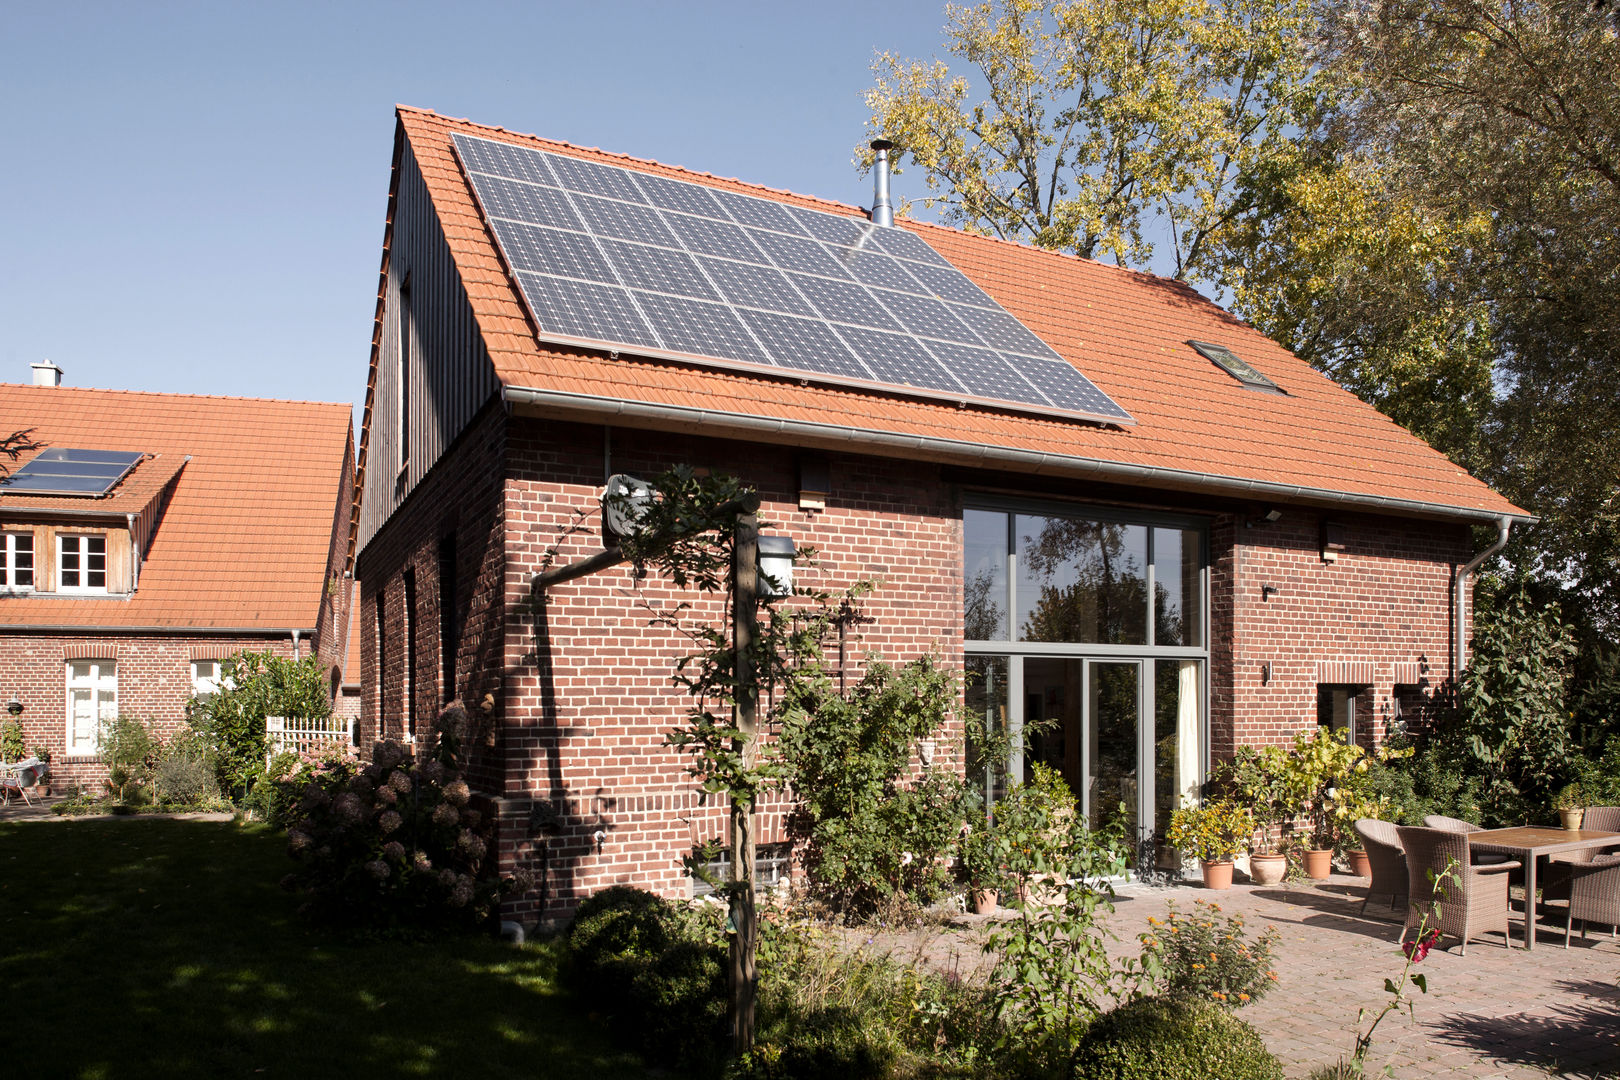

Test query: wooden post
[730,512,759,1054]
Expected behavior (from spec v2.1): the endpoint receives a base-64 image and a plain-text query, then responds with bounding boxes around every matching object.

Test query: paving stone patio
[865,876,1619,1079]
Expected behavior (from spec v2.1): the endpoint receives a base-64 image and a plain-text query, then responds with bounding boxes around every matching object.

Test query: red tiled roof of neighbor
[385,107,1524,522]
[0,384,352,630]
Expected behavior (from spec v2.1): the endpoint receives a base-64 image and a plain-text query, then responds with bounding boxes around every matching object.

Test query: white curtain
[1176,660,1200,807]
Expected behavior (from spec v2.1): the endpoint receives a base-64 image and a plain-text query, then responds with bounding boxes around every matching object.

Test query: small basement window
[1189,341,1283,394]
[690,842,792,898]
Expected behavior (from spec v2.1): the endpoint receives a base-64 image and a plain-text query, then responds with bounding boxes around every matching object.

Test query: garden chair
[1548,806,1620,947]
[1421,815,1521,869]
[1354,819,1407,914]
[0,757,42,807]
[1397,825,1516,955]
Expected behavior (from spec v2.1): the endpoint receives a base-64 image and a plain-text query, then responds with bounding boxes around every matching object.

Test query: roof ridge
[0,382,354,410]
[398,105,871,220]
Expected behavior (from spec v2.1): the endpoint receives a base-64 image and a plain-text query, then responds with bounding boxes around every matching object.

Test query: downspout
[1452,516,1512,679]
[292,629,302,661]
[125,512,139,592]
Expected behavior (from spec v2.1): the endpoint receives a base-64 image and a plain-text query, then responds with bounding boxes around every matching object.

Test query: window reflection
[1016,515,1148,644]
[964,509,1009,641]
[1153,527,1203,647]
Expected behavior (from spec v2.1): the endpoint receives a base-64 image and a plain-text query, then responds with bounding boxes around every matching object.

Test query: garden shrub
[563,886,728,1073]
[152,753,219,806]
[778,655,966,919]
[1073,996,1283,1080]
[0,718,24,762]
[188,650,335,798]
[1139,900,1278,1007]
[281,701,525,930]
[98,715,161,803]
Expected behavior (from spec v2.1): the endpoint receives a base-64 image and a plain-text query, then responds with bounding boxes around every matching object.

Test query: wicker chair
[1397,825,1516,955]
[1354,819,1407,914]
[1550,806,1620,947]
[1421,815,1520,868]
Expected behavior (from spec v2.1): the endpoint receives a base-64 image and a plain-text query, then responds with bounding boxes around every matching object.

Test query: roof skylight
[1189,341,1283,394]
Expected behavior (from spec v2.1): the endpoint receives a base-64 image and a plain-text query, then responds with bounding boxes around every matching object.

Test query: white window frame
[191,659,224,698]
[57,532,109,594]
[2,531,34,592]
[66,659,118,754]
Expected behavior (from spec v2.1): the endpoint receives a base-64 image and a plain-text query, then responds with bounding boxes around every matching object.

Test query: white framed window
[66,659,117,754]
[191,659,223,698]
[2,531,34,590]
[58,533,107,593]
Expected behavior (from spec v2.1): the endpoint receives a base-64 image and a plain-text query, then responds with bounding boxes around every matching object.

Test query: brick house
[353,107,1525,925]
[0,369,356,789]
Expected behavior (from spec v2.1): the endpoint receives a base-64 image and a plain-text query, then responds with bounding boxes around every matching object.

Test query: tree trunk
[729,513,759,1055]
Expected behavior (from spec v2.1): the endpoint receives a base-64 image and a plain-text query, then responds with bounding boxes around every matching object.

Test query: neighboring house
[0,366,356,787]
[353,107,1527,926]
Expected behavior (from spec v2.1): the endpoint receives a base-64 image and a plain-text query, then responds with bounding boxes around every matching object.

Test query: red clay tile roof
[382,107,1524,523]
[0,384,353,630]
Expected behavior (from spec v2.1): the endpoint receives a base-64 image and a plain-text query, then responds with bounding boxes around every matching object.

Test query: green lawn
[0,819,647,1080]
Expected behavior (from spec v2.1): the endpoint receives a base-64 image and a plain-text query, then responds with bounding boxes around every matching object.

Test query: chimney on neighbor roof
[31,361,63,387]
[870,139,894,227]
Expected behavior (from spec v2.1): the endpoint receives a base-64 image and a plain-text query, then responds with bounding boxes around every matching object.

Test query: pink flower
[333,792,365,824]
[412,850,433,872]
[432,802,460,826]
[365,859,390,881]
[388,770,413,795]
[1402,929,1440,962]
[383,841,406,862]
[444,779,471,807]
[379,810,403,834]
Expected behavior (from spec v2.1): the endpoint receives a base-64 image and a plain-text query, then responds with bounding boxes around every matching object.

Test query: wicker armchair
[1563,853,1620,947]
[1354,819,1407,914]
[1579,806,1620,836]
[1397,825,1516,955]
[1421,815,1520,869]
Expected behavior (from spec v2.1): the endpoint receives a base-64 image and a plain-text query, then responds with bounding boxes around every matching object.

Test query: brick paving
[861,875,1619,1079]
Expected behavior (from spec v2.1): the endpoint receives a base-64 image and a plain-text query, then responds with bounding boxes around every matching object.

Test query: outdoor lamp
[756,536,796,599]
[5,693,20,716]
[602,474,655,539]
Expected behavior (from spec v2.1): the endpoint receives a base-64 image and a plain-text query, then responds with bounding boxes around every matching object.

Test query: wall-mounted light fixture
[5,693,21,716]
[1261,661,1272,685]
[1261,584,1279,603]
[1245,507,1284,528]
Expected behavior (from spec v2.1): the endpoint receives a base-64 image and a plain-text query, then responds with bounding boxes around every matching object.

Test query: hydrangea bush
[281,701,528,929]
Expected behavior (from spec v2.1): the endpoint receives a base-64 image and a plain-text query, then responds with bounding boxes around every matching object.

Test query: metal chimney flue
[870,139,894,227]
[31,361,63,387]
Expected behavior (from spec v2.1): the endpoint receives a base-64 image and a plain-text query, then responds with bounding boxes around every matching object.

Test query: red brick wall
[494,420,964,925]
[356,399,508,792]
[0,631,297,788]
[1210,512,1472,760]
[358,409,1483,928]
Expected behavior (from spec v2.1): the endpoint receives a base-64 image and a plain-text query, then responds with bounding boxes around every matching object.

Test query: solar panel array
[451,133,1133,426]
[1,448,143,496]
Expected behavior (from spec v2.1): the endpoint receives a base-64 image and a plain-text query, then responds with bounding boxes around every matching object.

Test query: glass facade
[965,502,1208,873]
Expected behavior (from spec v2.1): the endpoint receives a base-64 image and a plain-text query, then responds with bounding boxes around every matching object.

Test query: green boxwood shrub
[564,886,727,1073]
[1073,996,1283,1080]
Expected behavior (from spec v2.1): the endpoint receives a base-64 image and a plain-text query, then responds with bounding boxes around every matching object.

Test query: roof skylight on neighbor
[1189,341,1283,394]
[0,448,143,497]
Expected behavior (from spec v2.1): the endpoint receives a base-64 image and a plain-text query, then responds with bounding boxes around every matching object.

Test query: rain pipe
[1452,516,1513,678]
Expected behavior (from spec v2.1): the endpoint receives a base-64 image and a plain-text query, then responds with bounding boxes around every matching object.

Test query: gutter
[0,624,316,636]
[1452,516,1514,678]
[501,386,1532,526]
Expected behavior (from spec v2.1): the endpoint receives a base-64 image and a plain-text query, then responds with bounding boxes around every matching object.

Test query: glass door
[1087,660,1142,838]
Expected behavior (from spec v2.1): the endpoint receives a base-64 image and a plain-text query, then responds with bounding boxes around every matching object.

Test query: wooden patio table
[1468,827,1620,950]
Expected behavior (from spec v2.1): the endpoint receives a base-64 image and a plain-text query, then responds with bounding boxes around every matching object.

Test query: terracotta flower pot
[971,888,999,915]
[1302,848,1334,880]
[1347,849,1371,878]
[1249,852,1287,886]
[1201,860,1235,890]
[1561,808,1584,831]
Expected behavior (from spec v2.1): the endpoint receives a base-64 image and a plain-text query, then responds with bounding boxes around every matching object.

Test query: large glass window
[66,659,117,754]
[965,501,1208,876]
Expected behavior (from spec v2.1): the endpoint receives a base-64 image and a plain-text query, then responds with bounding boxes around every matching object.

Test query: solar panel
[452,132,1134,426]
[1189,340,1283,394]
[1,448,143,497]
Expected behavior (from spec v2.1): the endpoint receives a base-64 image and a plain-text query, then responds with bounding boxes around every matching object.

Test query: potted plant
[31,745,52,797]
[1219,745,1298,885]
[1555,783,1588,831]
[959,812,1007,915]
[1280,726,1368,880]
[1167,799,1255,890]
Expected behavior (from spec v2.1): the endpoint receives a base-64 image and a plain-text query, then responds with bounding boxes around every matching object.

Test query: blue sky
[1,0,964,415]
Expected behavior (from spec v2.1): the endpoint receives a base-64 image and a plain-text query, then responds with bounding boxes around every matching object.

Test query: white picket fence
[265,715,355,762]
